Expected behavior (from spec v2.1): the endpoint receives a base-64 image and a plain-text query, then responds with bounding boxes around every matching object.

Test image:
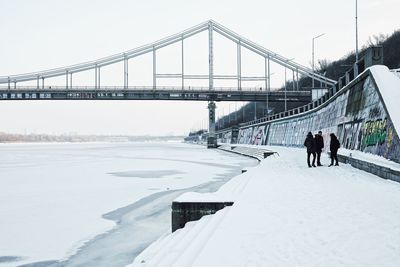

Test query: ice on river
[0,142,255,267]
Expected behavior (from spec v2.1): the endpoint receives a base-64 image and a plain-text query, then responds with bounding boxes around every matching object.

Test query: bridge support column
[207,101,217,148]
[124,56,128,89]
[66,70,69,89]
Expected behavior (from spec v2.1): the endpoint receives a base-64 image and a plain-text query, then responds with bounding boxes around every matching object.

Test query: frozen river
[0,142,256,267]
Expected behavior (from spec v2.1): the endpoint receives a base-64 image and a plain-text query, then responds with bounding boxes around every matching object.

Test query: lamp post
[312,33,326,88]
[355,0,359,74]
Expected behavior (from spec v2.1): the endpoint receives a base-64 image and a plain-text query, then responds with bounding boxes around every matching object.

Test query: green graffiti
[362,118,387,148]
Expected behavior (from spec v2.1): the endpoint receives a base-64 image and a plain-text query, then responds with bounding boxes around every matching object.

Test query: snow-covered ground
[0,142,255,267]
[131,146,400,267]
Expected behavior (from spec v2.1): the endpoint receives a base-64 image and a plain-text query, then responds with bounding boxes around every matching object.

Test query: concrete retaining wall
[171,201,233,232]
[219,67,400,164]
[335,154,400,183]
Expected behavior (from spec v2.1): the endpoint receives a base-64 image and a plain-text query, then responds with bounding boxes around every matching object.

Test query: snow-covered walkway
[130,146,400,267]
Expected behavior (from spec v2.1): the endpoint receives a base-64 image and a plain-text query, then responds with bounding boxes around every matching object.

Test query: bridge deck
[0,87,311,102]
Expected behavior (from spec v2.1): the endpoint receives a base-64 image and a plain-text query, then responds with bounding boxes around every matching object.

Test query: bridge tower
[207,21,218,148]
[207,101,217,148]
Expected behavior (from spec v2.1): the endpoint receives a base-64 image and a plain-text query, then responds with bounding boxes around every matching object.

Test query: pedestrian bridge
[0,20,333,102]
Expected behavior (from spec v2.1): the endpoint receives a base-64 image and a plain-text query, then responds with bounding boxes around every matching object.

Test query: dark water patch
[0,256,24,263]
[109,170,184,178]
[17,260,59,267]
[60,156,257,267]
[55,149,258,267]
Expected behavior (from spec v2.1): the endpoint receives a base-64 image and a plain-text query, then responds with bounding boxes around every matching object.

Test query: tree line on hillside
[214,29,400,130]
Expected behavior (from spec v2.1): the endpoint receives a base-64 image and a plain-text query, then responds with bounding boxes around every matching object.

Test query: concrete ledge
[218,145,275,161]
[171,201,234,232]
[335,154,400,183]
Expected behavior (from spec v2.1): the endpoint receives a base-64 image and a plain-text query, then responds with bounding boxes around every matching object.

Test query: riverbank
[131,146,400,266]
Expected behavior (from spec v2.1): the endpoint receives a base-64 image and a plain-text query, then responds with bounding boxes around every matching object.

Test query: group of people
[304,131,340,168]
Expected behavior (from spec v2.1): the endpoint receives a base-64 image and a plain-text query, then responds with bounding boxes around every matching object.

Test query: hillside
[214,29,400,130]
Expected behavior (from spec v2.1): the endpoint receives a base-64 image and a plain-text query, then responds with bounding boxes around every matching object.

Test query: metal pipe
[284,67,287,112]
[153,48,156,89]
[292,70,295,91]
[181,37,184,89]
[66,70,68,89]
[237,41,241,90]
[124,56,128,89]
[208,22,214,91]
[267,56,270,113]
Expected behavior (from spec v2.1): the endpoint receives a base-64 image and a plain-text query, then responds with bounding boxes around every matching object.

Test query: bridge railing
[391,68,400,79]
[239,85,336,128]
[0,85,311,94]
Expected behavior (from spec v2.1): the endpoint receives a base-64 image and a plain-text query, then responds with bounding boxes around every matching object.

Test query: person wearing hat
[329,133,340,166]
[304,132,316,168]
[315,130,324,166]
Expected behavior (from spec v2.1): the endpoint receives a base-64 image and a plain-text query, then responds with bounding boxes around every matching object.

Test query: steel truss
[0,20,336,91]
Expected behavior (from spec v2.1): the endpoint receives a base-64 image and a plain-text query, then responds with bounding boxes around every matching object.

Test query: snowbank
[129,146,400,267]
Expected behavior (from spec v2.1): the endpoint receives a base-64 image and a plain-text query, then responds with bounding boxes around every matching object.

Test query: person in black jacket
[315,131,324,166]
[304,132,316,168]
[329,133,340,166]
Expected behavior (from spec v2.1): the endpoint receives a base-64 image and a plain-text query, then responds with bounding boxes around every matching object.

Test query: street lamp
[355,0,359,72]
[312,33,326,88]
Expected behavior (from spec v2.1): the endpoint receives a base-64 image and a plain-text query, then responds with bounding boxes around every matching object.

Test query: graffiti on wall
[238,127,253,144]
[362,118,387,149]
[218,131,232,143]
[237,125,269,145]
[251,125,267,145]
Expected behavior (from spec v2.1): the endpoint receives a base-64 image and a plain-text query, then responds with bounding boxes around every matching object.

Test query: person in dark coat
[304,132,316,168]
[329,133,340,166]
[315,131,324,166]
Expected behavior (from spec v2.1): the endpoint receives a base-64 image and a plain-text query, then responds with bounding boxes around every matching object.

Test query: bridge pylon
[207,101,217,148]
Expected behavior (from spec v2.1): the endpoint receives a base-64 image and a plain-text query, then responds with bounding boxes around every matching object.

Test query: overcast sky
[0,0,399,135]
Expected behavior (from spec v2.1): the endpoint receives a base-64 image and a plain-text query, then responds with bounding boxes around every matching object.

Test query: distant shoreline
[0,133,184,143]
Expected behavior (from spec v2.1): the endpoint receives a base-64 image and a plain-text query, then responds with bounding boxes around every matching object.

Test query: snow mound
[369,65,400,137]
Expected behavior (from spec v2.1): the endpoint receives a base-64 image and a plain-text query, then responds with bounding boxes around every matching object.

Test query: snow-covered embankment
[130,146,400,267]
